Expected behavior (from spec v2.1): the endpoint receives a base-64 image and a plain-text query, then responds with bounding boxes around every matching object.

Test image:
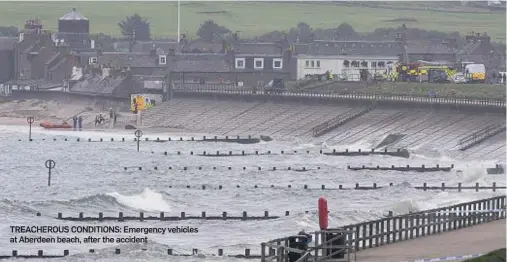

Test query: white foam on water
[328,139,374,151]
[389,191,484,214]
[106,188,172,212]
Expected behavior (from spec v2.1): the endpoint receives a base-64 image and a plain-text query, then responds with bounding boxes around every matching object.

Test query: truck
[463,62,486,83]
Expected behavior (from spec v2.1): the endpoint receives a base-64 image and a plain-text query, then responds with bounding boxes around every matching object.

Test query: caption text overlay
[10,225,199,244]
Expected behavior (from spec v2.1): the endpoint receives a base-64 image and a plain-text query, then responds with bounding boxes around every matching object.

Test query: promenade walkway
[356,219,506,262]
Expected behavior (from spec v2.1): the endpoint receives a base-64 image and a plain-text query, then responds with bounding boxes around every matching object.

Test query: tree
[0,26,18,37]
[118,14,151,41]
[197,20,230,41]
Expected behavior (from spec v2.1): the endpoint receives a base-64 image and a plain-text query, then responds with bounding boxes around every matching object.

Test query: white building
[296,55,399,81]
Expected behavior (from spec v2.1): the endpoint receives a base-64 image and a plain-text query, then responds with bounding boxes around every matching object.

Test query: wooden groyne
[323,148,410,158]
[347,164,454,172]
[43,211,293,222]
[0,248,261,259]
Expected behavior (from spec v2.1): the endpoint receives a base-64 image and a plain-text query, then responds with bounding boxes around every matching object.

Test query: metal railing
[261,229,356,262]
[260,196,505,262]
[172,86,505,107]
[458,124,507,151]
[341,195,506,251]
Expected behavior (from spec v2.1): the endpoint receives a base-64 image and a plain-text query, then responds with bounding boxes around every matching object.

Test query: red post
[318,197,328,230]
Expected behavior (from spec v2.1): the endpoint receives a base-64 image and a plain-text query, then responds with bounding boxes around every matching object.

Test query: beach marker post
[135,129,143,152]
[45,159,56,186]
[27,117,34,141]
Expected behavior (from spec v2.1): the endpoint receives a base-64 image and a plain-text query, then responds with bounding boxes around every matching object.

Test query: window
[311,60,315,67]
[378,61,385,68]
[273,58,283,69]
[351,61,359,68]
[254,58,264,69]
[316,60,320,67]
[361,61,368,67]
[159,55,167,65]
[371,61,377,68]
[305,60,309,67]
[235,58,245,69]
[89,57,97,64]
[343,60,350,68]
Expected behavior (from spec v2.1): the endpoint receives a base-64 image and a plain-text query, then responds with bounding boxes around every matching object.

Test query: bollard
[160,212,164,220]
[493,182,496,192]
[223,212,227,219]
[64,250,69,256]
[264,211,269,217]
[89,249,95,253]
[45,159,56,186]
[26,117,35,141]
[373,183,377,189]
[388,211,393,217]
[167,249,173,255]
[423,182,427,191]
[321,185,325,190]
[245,249,251,257]
[219,185,222,189]
[118,212,124,222]
[115,249,120,254]
[38,250,43,257]
[243,211,247,218]
[218,249,223,256]
[339,185,343,189]
[458,183,462,192]
[139,212,144,221]
[355,183,359,189]
[475,182,479,192]
[58,213,62,219]
[285,211,289,216]
[181,212,185,219]
[202,211,206,218]
[441,182,445,191]
[98,212,103,221]
[134,130,143,152]
[304,185,308,189]
[12,250,17,257]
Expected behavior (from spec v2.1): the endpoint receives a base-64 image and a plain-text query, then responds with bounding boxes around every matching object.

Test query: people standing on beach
[78,116,83,130]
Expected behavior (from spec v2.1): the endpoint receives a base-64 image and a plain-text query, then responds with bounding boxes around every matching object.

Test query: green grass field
[0,1,504,40]
[290,80,506,99]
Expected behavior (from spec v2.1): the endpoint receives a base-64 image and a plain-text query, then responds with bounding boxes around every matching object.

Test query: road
[355,219,506,262]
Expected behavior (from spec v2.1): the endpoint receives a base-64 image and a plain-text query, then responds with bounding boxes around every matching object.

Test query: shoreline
[0,116,219,137]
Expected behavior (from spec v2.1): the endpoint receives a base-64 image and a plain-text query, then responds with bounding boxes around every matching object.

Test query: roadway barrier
[120,182,504,192]
[0,248,261,259]
[347,164,454,172]
[41,211,299,222]
[260,195,506,261]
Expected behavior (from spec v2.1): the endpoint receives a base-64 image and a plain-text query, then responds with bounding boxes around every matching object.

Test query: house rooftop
[59,8,88,21]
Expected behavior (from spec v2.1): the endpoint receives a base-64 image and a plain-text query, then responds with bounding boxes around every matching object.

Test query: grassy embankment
[462,248,506,262]
[0,2,504,39]
[287,80,506,99]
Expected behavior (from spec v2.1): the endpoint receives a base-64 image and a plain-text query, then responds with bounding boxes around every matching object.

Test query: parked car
[452,73,467,84]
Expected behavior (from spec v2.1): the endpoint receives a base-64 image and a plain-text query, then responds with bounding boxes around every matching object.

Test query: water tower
[58,8,89,45]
